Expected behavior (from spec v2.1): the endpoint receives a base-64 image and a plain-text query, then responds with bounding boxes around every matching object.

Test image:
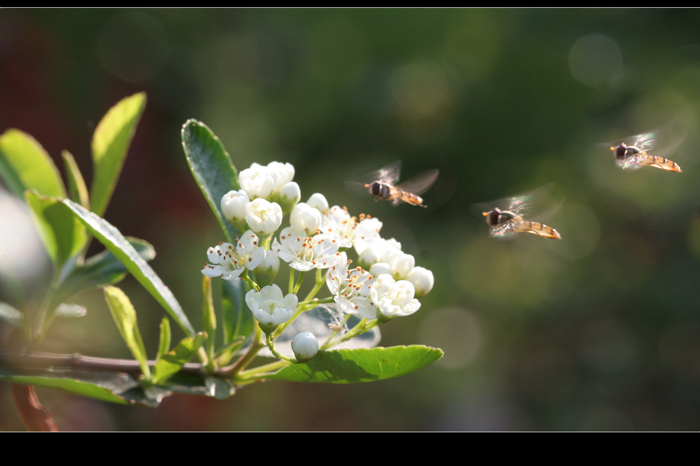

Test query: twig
[11,385,58,432]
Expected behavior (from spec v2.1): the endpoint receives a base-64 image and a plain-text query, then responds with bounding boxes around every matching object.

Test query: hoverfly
[473,184,563,240]
[356,160,439,208]
[608,121,687,172]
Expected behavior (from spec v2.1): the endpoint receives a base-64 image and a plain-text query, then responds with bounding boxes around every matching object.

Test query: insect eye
[614,144,627,159]
[487,209,501,226]
[369,182,381,196]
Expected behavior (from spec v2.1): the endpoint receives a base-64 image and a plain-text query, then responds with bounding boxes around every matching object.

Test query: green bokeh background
[3,8,700,430]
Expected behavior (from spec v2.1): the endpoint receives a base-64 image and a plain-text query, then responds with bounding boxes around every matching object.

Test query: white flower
[275,181,301,213]
[245,198,283,235]
[253,248,280,287]
[273,226,340,271]
[352,216,383,254]
[406,266,434,297]
[369,262,392,276]
[326,252,377,318]
[306,192,329,212]
[239,163,277,200]
[221,189,249,223]
[267,161,295,191]
[239,161,296,202]
[292,332,320,362]
[369,274,421,320]
[357,237,413,279]
[290,202,322,234]
[357,237,399,268]
[201,230,266,280]
[357,242,384,267]
[319,206,382,250]
[245,284,298,331]
[383,248,415,280]
[319,206,356,249]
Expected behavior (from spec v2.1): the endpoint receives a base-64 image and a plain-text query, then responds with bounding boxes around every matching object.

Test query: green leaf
[268,345,444,384]
[0,129,66,198]
[221,278,253,346]
[204,376,235,400]
[61,150,90,209]
[53,236,155,305]
[90,92,146,218]
[0,369,138,406]
[162,372,233,398]
[104,286,151,380]
[152,332,206,385]
[61,198,195,336]
[156,317,171,363]
[181,119,240,243]
[25,191,87,271]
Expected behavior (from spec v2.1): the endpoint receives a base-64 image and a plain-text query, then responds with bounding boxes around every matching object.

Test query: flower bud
[221,190,250,232]
[406,266,434,297]
[239,163,276,200]
[290,202,322,234]
[245,198,283,235]
[357,243,383,270]
[369,262,392,276]
[386,250,415,280]
[253,249,280,287]
[267,161,295,190]
[274,181,301,214]
[292,332,320,362]
[306,192,329,212]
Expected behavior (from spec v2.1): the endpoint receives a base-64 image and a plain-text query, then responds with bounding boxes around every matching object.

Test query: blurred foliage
[3,8,700,430]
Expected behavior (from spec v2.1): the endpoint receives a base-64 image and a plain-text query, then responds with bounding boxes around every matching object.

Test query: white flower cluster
[221,161,301,235]
[201,161,434,360]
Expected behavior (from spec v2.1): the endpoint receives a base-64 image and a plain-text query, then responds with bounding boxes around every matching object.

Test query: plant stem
[301,268,325,303]
[292,270,306,294]
[337,318,379,345]
[12,385,58,432]
[0,351,205,377]
[320,313,351,350]
[31,270,62,350]
[266,333,293,362]
[218,320,264,377]
[237,359,288,378]
[243,273,260,292]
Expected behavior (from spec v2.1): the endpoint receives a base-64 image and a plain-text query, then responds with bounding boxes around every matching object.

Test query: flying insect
[608,121,686,172]
[474,184,563,240]
[357,160,439,208]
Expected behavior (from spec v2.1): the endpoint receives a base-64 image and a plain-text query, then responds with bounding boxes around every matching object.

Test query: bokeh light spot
[0,188,48,280]
[568,34,621,88]
[418,306,482,369]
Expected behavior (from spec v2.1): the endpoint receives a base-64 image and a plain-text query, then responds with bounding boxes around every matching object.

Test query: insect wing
[611,121,687,157]
[489,218,518,239]
[345,160,399,195]
[471,183,558,219]
[616,156,644,170]
[394,168,439,197]
[363,160,402,185]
